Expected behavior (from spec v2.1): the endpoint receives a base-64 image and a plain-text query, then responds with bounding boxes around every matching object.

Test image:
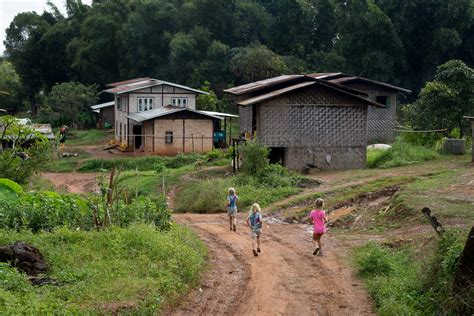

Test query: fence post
[191,134,195,152]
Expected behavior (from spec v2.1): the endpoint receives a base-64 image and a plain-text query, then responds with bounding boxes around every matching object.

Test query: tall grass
[355,229,471,315]
[0,224,207,314]
[368,140,439,168]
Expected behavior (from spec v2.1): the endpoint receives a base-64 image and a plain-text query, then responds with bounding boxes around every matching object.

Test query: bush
[240,139,269,175]
[357,244,393,276]
[0,191,93,232]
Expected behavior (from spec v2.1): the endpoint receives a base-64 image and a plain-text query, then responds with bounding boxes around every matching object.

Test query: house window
[165,131,173,144]
[138,97,154,112]
[171,97,188,107]
[376,96,389,107]
[116,96,122,110]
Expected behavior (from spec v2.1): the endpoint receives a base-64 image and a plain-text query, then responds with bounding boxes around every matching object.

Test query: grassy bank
[368,141,439,168]
[0,224,207,314]
[354,229,472,315]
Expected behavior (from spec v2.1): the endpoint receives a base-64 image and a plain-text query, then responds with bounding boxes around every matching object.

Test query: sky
[0,0,92,55]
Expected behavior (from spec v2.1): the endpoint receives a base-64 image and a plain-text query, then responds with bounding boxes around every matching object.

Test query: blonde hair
[250,203,261,213]
[228,187,235,195]
[315,198,324,208]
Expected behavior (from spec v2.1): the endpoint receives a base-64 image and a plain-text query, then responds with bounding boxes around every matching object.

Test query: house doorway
[269,147,285,165]
[133,125,142,149]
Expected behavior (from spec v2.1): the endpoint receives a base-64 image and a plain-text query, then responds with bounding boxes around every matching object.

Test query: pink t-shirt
[309,209,326,234]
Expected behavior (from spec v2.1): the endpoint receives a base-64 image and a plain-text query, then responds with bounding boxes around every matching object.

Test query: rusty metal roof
[106,77,151,87]
[103,78,208,95]
[127,106,222,123]
[307,73,412,93]
[237,80,384,108]
[223,75,304,95]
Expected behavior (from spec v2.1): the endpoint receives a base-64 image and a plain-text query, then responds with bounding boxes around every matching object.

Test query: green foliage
[367,139,439,168]
[403,60,474,136]
[0,224,207,314]
[0,178,24,195]
[48,82,98,128]
[0,191,92,232]
[0,60,22,112]
[449,128,461,139]
[355,229,469,315]
[229,44,288,83]
[196,81,218,111]
[0,116,52,183]
[240,139,269,175]
[0,263,30,292]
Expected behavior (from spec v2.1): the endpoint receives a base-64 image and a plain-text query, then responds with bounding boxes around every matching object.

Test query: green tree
[403,60,474,136]
[241,139,269,175]
[0,116,52,183]
[4,12,50,115]
[0,61,22,112]
[48,82,98,128]
[229,44,288,84]
[196,81,218,111]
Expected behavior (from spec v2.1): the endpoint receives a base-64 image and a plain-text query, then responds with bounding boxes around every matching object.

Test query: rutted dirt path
[41,172,100,194]
[171,213,374,315]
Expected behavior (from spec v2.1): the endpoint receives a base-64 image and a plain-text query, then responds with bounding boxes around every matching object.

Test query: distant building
[225,74,409,171]
[102,78,236,155]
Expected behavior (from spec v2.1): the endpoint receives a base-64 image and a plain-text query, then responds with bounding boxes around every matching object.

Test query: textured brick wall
[147,119,213,155]
[256,84,368,170]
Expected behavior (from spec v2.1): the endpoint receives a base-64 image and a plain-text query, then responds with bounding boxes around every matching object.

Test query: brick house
[225,75,392,170]
[103,78,223,154]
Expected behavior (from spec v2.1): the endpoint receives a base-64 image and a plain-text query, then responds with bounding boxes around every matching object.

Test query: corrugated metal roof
[90,101,114,110]
[103,78,208,95]
[307,73,412,93]
[127,106,222,123]
[223,75,304,95]
[464,116,474,120]
[237,80,385,108]
[237,82,317,106]
[199,110,239,118]
[106,77,151,87]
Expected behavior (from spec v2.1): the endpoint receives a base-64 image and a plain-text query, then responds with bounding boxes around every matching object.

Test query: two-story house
[104,78,223,155]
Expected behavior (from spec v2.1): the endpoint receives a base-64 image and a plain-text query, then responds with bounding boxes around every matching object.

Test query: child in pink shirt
[309,198,329,256]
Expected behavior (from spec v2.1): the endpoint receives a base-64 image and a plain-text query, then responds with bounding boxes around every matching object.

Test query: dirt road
[171,213,374,316]
[41,172,100,194]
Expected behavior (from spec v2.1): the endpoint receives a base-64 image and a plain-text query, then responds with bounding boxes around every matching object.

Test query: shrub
[356,243,393,276]
[240,139,269,175]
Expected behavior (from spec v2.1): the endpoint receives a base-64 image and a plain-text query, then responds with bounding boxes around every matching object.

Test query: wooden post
[191,133,195,152]
[201,135,204,152]
[229,118,232,145]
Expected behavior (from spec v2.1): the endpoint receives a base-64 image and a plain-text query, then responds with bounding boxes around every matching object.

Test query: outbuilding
[225,75,388,171]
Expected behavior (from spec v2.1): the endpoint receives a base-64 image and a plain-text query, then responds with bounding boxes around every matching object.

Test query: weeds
[0,224,206,314]
[355,229,469,315]
[368,139,439,168]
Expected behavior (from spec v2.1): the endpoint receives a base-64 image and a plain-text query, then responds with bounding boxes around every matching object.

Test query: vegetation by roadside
[355,229,472,315]
[0,224,206,314]
[367,138,440,169]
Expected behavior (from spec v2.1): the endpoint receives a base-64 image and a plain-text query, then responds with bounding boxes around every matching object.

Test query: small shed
[464,116,474,162]
[91,101,115,129]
